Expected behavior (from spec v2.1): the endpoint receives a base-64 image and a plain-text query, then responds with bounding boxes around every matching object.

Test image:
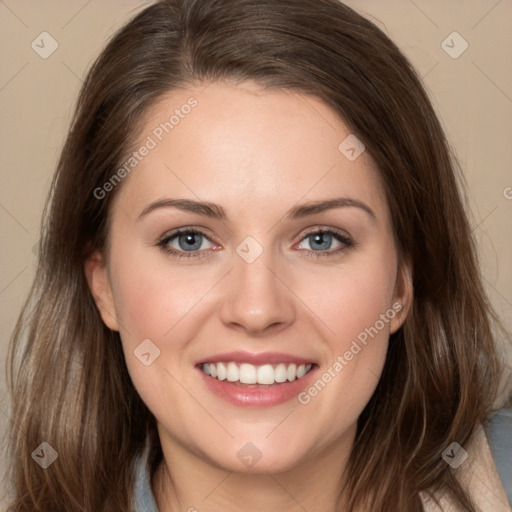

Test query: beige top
[421,424,510,512]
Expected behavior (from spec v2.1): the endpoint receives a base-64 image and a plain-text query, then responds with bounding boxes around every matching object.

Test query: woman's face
[87,81,411,474]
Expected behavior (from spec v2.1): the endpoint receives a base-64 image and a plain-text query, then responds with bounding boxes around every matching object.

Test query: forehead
[112,81,389,223]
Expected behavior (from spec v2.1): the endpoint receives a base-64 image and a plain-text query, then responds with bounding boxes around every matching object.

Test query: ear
[389,259,413,334]
[84,250,120,331]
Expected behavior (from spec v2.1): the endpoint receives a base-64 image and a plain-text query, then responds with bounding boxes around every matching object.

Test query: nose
[218,244,296,337]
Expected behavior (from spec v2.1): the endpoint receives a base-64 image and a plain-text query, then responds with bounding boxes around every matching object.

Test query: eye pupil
[179,232,202,251]
[310,232,332,250]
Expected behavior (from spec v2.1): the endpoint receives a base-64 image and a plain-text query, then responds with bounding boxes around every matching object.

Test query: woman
[6,0,510,510]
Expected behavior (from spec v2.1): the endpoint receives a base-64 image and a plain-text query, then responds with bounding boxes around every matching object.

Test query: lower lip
[197,366,317,407]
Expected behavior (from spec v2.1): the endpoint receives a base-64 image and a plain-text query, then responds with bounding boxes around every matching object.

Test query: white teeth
[239,363,257,384]
[297,364,307,379]
[287,363,297,381]
[201,362,313,385]
[274,363,288,383]
[216,362,227,381]
[257,364,274,385]
[226,362,239,382]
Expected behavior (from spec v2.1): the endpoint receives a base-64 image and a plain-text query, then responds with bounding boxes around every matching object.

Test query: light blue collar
[133,441,160,512]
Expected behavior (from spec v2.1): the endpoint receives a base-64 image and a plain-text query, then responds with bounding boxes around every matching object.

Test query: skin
[85,81,412,512]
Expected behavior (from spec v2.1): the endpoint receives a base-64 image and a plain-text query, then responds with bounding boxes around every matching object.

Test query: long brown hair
[5,0,506,510]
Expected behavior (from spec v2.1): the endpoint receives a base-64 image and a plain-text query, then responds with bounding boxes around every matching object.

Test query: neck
[152,424,356,512]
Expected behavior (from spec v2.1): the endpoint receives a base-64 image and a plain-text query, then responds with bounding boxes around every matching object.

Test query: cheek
[109,259,202,417]
[108,248,222,409]
[302,257,396,348]
[293,256,395,419]
[109,246,219,343]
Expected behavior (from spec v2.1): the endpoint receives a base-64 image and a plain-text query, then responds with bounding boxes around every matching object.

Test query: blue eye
[157,228,354,259]
[295,229,353,257]
[158,229,215,259]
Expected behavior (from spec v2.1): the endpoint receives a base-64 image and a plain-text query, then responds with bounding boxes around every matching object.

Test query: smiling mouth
[200,362,314,386]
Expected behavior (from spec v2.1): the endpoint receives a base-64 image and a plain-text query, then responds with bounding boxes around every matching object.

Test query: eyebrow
[137,197,376,222]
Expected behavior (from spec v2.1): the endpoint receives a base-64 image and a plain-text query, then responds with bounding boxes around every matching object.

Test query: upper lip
[197,351,316,366]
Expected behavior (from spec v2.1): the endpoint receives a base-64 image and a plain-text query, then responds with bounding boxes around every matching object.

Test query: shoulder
[421,421,510,512]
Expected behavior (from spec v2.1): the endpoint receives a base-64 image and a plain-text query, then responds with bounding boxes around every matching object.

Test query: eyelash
[157,227,355,260]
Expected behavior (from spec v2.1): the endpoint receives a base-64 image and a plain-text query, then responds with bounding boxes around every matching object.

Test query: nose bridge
[218,235,295,334]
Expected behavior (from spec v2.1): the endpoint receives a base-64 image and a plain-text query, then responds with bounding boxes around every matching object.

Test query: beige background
[0,0,511,501]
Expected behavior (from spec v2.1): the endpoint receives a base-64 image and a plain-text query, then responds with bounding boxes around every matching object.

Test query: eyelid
[295,225,351,242]
[159,226,216,243]
[158,227,218,250]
